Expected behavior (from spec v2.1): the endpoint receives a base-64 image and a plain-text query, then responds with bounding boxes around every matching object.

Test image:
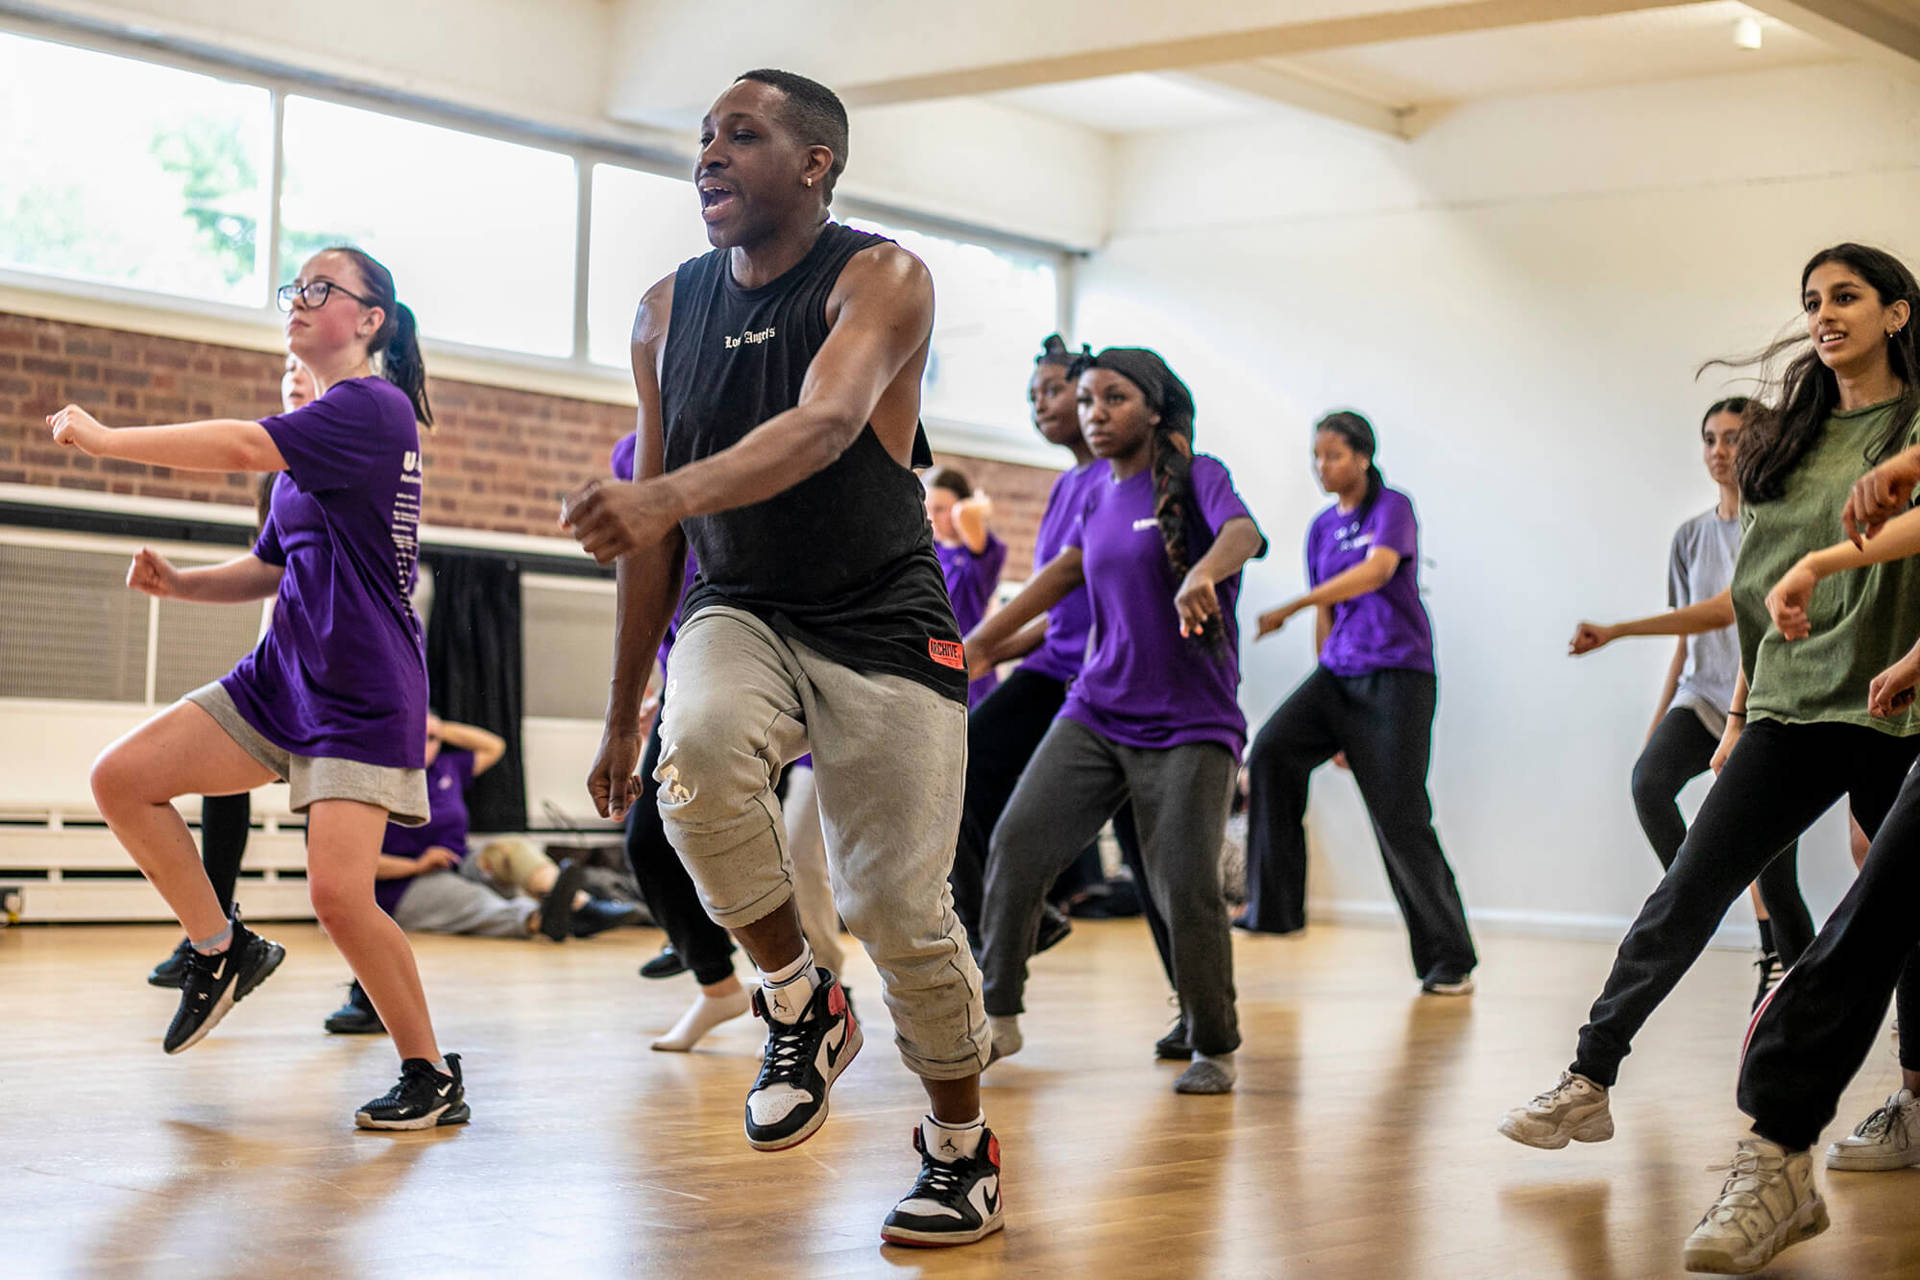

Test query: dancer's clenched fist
[126,547,181,599]
[47,404,108,455]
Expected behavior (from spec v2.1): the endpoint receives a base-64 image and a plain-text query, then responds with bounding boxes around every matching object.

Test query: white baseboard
[1306,898,1760,953]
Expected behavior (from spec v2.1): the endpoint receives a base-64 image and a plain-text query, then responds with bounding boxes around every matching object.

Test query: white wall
[1077,62,1920,943]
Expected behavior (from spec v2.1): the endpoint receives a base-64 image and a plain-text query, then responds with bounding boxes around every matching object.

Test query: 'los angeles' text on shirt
[724,325,776,349]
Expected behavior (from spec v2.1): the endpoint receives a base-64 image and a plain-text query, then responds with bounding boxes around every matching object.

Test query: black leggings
[1632,707,1814,963]
[1573,718,1920,1086]
[1243,666,1477,980]
[1744,756,1920,1150]
[950,667,1174,984]
[200,791,251,916]
[622,719,736,986]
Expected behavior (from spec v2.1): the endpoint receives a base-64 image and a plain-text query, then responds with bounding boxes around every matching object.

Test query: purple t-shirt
[1019,461,1107,686]
[375,748,474,914]
[1308,487,1434,677]
[221,378,426,769]
[938,533,1008,707]
[1061,455,1265,757]
[610,432,699,674]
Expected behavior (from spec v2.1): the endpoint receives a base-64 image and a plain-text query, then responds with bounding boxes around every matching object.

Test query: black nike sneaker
[881,1125,1006,1247]
[162,919,285,1054]
[538,859,589,942]
[355,1054,470,1130]
[324,980,387,1035]
[148,937,194,989]
[743,968,862,1151]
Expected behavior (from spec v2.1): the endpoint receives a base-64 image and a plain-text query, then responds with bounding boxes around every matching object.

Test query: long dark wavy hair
[1707,244,1919,503]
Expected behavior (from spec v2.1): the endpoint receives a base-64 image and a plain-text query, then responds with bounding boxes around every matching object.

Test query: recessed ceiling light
[1734,15,1764,51]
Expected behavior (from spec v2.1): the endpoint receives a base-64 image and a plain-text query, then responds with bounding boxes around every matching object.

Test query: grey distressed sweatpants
[655,605,989,1081]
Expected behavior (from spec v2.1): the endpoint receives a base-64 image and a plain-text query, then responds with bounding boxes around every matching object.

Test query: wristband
[1728,710,1747,720]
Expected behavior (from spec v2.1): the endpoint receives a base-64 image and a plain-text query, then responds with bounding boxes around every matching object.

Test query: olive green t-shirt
[1734,399,1920,736]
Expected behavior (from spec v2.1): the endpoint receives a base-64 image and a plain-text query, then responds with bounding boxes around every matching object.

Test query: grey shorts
[185,682,430,827]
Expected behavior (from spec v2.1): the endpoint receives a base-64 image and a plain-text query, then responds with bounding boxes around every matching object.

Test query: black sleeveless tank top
[661,222,965,703]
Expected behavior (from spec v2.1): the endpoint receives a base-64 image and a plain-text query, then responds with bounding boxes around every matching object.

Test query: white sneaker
[1498,1071,1613,1149]
[1683,1137,1828,1274]
[1826,1088,1920,1171]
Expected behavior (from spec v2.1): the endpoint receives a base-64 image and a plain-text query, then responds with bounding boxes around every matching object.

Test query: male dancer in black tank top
[563,70,1000,1249]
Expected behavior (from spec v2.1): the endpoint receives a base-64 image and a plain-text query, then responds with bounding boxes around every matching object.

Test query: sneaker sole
[881,1213,1006,1248]
[1683,1193,1828,1273]
[746,1017,864,1152]
[1422,980,1476,996]
[1825,1144,1920,1172]
[324,1018,388,1036]
[1497,1114,1614,1149]
[354,1100,471,1131]
[163,941,286,1056]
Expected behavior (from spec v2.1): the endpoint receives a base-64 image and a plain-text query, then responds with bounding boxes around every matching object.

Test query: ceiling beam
[1171,64,1416,140]
[1742,1,1920,77]
[835,0,1709,106]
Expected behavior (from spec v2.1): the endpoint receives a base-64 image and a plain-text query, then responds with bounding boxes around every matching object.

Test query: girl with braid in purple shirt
[48,247,466,1131]
[966,347,1266,1096]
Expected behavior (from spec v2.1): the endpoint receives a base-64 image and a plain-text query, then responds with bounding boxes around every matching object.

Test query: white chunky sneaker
[1825,1088,1920,1172]
[1683,1137,1828,1274]
[1498,1071,1613,1149]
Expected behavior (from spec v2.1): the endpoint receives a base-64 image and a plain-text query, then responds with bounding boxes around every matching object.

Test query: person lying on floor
[324,714,640,1033]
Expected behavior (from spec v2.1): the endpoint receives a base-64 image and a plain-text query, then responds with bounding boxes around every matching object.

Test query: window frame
[0,19,1078,463]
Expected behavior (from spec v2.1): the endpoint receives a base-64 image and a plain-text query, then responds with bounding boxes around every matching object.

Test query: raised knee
[307,873,370,932]
[89,744,148,817]
[655,735,765,831]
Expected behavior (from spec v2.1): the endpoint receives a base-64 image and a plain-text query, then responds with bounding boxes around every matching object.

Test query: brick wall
[0,311,1061,570]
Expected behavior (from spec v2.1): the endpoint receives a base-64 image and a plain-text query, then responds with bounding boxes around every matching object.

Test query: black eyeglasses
[276,279,375,312]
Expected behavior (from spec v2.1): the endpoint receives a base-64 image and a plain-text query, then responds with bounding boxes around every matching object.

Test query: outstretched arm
[963,548,1085,677]
[1257,547,1399,639]
[1568,589,1735,655]
[563,245,934,565]
[127,549,284,603]
[49,406,285,473]
[1176,516,1264,638]
[1770,505,1920,640]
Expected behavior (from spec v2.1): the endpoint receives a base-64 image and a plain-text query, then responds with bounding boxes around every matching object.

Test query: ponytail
[326,245,433,427]
[384,301,433,427]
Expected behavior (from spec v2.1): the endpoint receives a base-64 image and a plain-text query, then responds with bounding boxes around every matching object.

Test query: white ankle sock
[759,943,817,1024]
[652,988,752,1052]
[922,1112,985,1162]
[1192,1050,1237,1084]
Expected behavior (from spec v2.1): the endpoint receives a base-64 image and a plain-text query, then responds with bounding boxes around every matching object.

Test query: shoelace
[371,1061,443,1107]
[1701,1148,1787,1239]
[181,948,227,1006]
[757,1019,818,1087]
[1852,1100,1911,1141]
[908,1157,969,1206]
[1530,1073,1584,1110]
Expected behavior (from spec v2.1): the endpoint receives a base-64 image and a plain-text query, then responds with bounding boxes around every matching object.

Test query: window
[0,33,271,304]
[279,96,578,357]
[586,164,715,368]
[849,218,1061,437]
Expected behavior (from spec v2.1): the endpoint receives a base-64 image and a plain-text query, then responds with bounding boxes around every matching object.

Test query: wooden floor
[5,920,1919,1280]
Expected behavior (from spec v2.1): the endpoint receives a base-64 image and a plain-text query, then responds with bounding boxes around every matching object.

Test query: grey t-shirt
[1668,507,1742,736]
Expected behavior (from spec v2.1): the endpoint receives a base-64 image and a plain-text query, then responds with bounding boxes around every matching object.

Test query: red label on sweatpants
[928,638,965,670]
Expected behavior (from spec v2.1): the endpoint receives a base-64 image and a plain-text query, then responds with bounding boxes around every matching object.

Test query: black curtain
[424,550,526,832]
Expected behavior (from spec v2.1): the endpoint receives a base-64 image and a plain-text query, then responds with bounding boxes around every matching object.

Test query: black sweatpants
[199,791,251,916]
[1743,758,1920,1150]
[1242,666,1477,980]
[622,719,736,986]
[951,667,1174,983]
[1633,707,1815,964]
[1572,718,1920,1086]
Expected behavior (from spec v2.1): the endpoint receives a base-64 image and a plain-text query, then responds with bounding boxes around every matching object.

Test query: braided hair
[1073,347,1216,646]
